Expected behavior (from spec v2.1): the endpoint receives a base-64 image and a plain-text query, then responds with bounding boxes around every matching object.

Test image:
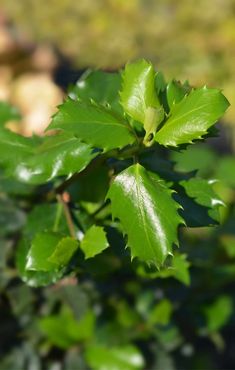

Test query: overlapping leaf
[107,164,183,267]
[155,87,229,147]
[47,99,136,151]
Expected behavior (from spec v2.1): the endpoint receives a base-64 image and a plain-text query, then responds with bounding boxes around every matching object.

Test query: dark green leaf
[47,99,136,151]
[13,132,96,184]
[107,164,183,267]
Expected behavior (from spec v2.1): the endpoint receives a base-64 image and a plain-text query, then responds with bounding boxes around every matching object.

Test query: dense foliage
[0,60,234,369]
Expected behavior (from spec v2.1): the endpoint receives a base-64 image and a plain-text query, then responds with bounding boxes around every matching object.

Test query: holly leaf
[107,164,183,267]
[80,225,109,259]
[13,132,96,184]
[155,87,229,147]
[70,70,122,113]
[26,232,77,272]
[180,178,224,223]
[120,59,164,142]
[47,99,136,151]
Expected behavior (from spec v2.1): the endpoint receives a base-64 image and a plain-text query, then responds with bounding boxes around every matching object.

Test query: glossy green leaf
[13,132,96,184]
[47,99,136,151]
[155,87,229,147]
[0,101,20,125]
[80,225,109,259]
[16,238,64,287]
[107,164,183,267]
[85,344,145,370]
[39,306,95,348]
[70,70,122,113]
[180,178,224,222]
[120,59,164,142]
[26,232,77,272]
[26,232,63,271]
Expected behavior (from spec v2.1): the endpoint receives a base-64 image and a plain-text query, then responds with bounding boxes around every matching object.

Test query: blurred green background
[1,1,235,369]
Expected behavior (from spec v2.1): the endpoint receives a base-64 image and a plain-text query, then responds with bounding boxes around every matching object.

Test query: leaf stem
[53,200,63,232]
[56,194,76,238]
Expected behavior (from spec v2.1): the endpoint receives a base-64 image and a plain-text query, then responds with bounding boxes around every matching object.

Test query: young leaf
[120,59,164,142]
[13,133,96,184]
[80,225,109,259]
[107,164,183,267]
[47,99,136,151]
[48,237,78,267]
[166,80,190,109]
[155,87,229,147]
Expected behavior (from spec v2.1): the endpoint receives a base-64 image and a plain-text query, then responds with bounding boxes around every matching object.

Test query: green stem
[56,194,76,238]
[53,200,63,232]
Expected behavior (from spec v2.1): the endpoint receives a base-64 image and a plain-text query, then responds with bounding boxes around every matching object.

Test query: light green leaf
[85,344,145,370]
[48,237,78,267]
[204,296,233,332]
[39,306,95,348]
[80,225,109,259]
[70,70,122,113]
[16,238,64,287]
[47,99,136,151]
[107,164,183,267]
[13,132,96,184]
[120,59,164,142]
[180,178,224,222]
[26,232,77,272]
[148,299,173,326]
[155,87,229,147]
[26,232,62,271]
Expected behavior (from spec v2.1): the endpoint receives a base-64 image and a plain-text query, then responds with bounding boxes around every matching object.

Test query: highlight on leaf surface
[107,164,184,268]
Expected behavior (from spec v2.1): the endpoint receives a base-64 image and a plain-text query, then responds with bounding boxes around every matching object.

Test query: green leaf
[80,225,109,259]
[155,87,229,147]
[120,59,164,142]
[85,344,145,370]
[148,299,173,326]
[47,99,136,151]
[16,238,64,287]
[220,235,235,258]
[26,232,77,272]
[70,70,122,113]
[204,296,233,332]
[166,80,190,109]
[13,132,96,184]
[215,156,235,187]
[0,101,20,125]
[180,178,224,223]
[39,306,95,349]
[0,128,34,167]
[107,164,183,267]
[48,237,78,267]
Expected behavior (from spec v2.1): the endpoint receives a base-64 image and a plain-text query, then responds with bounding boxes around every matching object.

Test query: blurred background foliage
[1,1,235,369]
